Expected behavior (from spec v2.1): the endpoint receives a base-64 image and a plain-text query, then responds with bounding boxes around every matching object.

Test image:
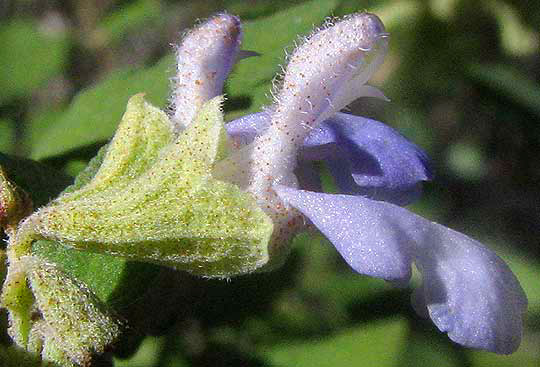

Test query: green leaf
[264,318,407,367]
[24,107,68,160]
[0,20,69,103]
[226,0,340,118]
[223,0,311,20]
[0,119,16,155]
[0,264,34,347]
[0,344,44,367]
[93,0,162,46]
[29,55,174,160]
[468,63,540,118]
[55,94,174,202]
[32,240,156,307]
[24,96,164,311]
[398,327,462,367]
[27,139,161,348]
[30,99,166,305]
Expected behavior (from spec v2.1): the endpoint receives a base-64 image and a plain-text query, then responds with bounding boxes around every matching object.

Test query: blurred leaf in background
[0,19,69,104]
[28,55,173,160]
[468,63,540,118]
[92,0,163,47]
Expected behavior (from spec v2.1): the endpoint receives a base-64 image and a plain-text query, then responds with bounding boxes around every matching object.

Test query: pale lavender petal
[301,112,432,205]
[274,185,527,354]
[225,112,270,147]
[273,185,414,282]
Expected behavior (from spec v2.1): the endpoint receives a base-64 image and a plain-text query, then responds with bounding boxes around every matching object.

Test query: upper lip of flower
[225,110,433,205]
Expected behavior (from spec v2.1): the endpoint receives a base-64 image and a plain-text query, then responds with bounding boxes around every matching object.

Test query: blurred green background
[0,0,539,366]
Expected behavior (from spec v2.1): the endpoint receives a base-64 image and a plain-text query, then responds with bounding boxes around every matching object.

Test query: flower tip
[206,12,242,43]
[414,228,528,355]
[172,12,243,130]
[351,12,388,50]
[263,12,390,144]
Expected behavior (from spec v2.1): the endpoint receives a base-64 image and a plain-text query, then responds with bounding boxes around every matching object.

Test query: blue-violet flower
[194,12,527,354]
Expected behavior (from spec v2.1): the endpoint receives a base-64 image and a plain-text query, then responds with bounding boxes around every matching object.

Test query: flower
[2,11,526,360]
[209,12,527,354]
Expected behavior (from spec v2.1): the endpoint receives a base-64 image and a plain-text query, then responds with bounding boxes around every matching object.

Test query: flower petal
[413,225,527,354]
[273,185,414,282]
[225,112,270,148]
[301,112,432,205]
[274,185,527,353]
[225,112,431,204]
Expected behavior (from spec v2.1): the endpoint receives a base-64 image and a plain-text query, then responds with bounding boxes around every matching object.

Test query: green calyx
[22,94,273,278]
[0,167,32,232]
[1,94,274,365]
[1,256,121,366]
